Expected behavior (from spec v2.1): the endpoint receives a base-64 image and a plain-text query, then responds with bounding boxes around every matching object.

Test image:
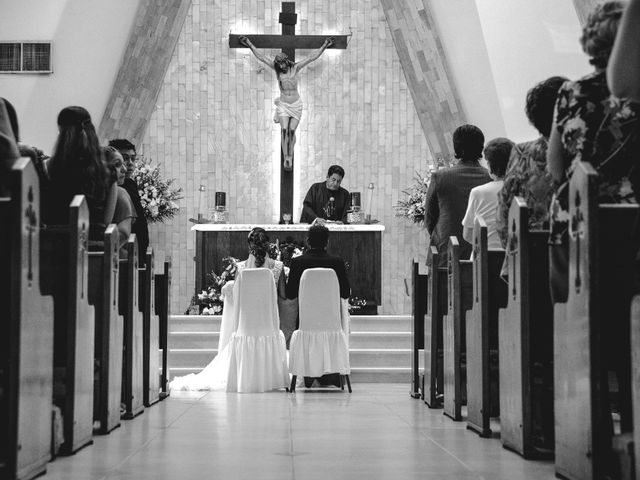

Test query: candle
[215,191,226,209]
[365,183,374,220]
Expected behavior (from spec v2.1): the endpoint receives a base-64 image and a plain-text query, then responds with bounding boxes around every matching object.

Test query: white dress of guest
[169,254,285,391]
[461,179,504,251]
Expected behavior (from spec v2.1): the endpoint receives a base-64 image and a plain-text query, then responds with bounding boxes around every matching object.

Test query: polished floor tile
[40,384,555,479]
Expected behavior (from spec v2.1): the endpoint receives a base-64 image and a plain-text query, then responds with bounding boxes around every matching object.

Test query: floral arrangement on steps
[131,156,183,223]
[395,157,456,225]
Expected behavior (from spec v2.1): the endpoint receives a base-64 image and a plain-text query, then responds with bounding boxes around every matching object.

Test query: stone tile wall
[140,0,461,314]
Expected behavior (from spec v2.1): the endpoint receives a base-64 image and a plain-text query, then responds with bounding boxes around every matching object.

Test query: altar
[192,224,385,311]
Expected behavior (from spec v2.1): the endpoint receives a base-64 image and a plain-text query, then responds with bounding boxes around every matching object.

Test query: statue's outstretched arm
[239,36,274,70]
[296,37,334,71]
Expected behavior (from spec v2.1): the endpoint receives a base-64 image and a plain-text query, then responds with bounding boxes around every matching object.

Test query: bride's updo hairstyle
[247,227,270,267]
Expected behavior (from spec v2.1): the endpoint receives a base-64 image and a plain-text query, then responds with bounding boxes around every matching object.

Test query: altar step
[167,314,420,384]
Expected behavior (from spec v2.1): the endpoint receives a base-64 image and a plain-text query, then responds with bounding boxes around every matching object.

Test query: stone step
[169,349,218,368]
[349,332,411,349]
[169,332,220,349]
[167,366,422,385]
[169,314,413,333]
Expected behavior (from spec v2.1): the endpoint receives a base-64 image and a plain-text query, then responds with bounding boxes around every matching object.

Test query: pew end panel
[1,158,54,480]
[556,162,639,480]
[141,248,160,407]
[411,258,427,399]
[499,197,553,458]
[119,235,145,419]
[424,247,446,408]
[466,216,506,437]
[632,295,640,480]
[155,257,172,399]
[88,224,123,435]
[444,237,472,421]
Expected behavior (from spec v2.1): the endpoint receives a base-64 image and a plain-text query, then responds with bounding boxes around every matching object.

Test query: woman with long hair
[42,106,116,236]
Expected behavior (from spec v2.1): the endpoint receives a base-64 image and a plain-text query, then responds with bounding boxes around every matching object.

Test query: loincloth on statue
[273,97,303,123]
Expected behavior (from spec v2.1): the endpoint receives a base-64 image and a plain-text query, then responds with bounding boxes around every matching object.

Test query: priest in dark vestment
[299,164,350,223]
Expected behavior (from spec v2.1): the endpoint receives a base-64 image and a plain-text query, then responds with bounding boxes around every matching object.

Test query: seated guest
[286,224,350,387]
[103,146,136,250]
[462,137,514,250]
[300,165,350,224]
[547,0,639,450]
[108,139,149,263]
[42,106,116,238]
[496,76,567,249]
[0,99,20,192]
[424,124,492,267]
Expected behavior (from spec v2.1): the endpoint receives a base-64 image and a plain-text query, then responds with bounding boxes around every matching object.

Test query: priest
[299,165,350,223]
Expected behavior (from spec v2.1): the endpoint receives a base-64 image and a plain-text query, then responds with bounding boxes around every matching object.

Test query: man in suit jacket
[425,124,492,267]
[286,223,350,387]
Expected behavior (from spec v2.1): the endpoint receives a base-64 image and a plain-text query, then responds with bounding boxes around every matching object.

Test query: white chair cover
[289,268,351,377]
[225,268,289,392]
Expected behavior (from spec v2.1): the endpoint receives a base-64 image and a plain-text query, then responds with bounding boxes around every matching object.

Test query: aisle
[41,384,554,480]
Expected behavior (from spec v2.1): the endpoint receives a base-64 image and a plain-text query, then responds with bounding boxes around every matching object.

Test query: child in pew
[40,106,118,240]
[462,137,514,254]
[103,146,136,253]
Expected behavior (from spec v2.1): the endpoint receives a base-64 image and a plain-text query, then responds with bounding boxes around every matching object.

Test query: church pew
[466,216,507,437]
[554,162,639,480]
[120,235,144,419]
[443,236,473,421]
[88,224,123,434]
[140,247,160,407]
[423,246,446,408]
[632,295,640,480]
[40,195,95,455]
[0,158,54,480]
[155,257,172,399]
[498,197,554,458]
[410,258,427,399]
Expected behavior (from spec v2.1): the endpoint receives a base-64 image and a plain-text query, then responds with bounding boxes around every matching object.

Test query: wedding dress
[169,255,285,391]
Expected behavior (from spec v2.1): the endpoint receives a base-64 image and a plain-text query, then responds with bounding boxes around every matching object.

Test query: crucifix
[230,2,348,223]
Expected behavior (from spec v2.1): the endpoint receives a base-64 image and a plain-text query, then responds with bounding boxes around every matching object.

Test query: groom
[286,223,350,387]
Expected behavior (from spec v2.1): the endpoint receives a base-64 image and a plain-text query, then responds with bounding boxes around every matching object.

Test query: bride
[170,227,287,391]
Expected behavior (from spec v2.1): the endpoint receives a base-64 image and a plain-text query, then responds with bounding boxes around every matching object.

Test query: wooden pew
[88,225,123,434]
[40,195,94,455]
[632,295,640,480]
[443,236,473,421]
[499,197,554,458]
[1,159,54,480]
[140,248,160,407]
[155,257,172,400]
[466,216,507,437]
[554,162,639,480]
[410,259,427,398]
[423,246,446,408]
[120,235,144,419]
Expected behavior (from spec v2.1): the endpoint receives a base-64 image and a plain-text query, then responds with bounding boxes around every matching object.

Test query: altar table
[192,224,384,309]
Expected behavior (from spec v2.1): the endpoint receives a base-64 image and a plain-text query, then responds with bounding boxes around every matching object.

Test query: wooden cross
[25,186,37,288]
[230,2,348,223]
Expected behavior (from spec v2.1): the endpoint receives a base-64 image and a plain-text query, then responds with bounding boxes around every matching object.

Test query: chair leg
[290,375,297,393]
[340,375,344,390]
[345,375,352,393]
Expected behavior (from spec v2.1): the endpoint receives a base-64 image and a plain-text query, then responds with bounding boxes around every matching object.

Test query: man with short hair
[286,224,350,387]
[108,139,149,263]
[300,165,350,224]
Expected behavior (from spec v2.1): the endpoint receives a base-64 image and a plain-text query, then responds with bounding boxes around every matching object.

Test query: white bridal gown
[169,255,287,392]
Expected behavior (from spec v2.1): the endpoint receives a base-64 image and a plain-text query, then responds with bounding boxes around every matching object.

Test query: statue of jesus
[239,35,334,171]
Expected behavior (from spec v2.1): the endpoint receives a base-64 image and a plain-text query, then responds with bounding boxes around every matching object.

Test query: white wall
[474,0,591,143]
[0,0,141,153]
[430,0,507,141]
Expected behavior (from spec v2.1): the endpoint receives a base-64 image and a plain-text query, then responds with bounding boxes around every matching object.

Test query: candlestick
[365,183,374,222]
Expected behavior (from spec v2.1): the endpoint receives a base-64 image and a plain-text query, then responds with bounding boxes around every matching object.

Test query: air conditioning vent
[0,42,52,73]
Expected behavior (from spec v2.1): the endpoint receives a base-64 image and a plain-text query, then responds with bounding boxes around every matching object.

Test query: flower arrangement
[395,157,456,225]
[269,236,306,268]
[131,156,183,223]
[187,256,239,315]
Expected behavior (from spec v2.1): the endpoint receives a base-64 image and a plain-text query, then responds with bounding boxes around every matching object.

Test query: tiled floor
[41,384,555,480]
